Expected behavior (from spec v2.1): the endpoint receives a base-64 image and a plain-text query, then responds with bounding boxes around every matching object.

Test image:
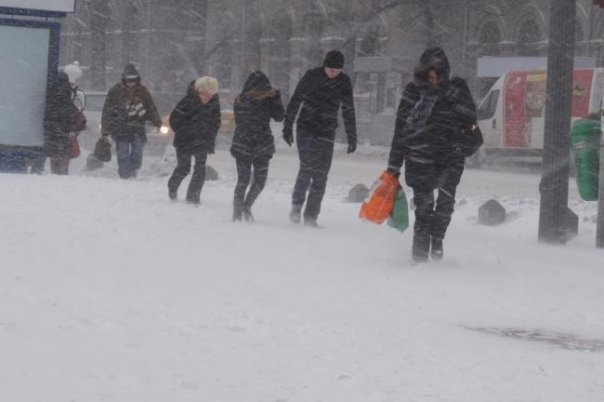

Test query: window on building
[517,19,542,56]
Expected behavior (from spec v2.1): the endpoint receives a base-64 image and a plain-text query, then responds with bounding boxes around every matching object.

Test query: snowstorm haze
[0,1,603,401]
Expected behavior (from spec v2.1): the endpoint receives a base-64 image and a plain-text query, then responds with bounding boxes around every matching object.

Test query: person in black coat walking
[168,77,221,204]
[387,47,478,262]
[231,71,284,222]
[44,71,79,175]
[283,50,357,227]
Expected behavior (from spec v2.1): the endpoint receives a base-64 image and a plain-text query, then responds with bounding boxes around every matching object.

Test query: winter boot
[289,204,302,224]
[430,237,443,261]
[233,203,243,221]
[412,232,430,262]
[243,205,254,223]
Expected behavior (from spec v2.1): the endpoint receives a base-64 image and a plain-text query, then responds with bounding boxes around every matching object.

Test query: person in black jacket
[168,77,221,204]
[387,47,477,262]
[283,50,357,227]
[101,64,162,178]
[44,71,79,175]
[231,71,285,222]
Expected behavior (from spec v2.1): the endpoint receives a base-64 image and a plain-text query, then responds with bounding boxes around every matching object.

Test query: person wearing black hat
[283,50,357,227]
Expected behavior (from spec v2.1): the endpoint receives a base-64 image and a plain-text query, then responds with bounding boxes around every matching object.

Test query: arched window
[477,21,501,57]
[516,19,542,56]
[359,26,380,57]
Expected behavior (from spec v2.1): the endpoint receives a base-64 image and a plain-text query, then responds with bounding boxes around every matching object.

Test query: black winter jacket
[387,47,477,189]
[284,67,356,143]
[170,82,221,153]
[44,72,78,158]
[101,64,161,140]
[231,72,285,160]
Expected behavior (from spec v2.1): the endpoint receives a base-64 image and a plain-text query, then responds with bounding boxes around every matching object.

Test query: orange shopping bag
[359,171,401,224]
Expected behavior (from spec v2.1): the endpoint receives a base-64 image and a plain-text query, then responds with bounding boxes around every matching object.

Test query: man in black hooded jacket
[283,50,357,227]
[387,47,478,262]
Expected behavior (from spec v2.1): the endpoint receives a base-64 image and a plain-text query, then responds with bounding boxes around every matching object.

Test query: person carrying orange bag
[359,170,401,224]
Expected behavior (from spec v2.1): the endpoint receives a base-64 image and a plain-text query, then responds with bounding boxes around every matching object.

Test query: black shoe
[430,237,443,261]
[412,232,430,262]
[243,206,254,223]
[169,189,177,201]
[289,205,302,224]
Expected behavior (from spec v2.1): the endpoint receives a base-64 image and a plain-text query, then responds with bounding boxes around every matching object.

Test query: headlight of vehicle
[160,125,169,135]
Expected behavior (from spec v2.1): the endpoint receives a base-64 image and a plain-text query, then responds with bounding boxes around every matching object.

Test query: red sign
[503,69,595,149]
[503,71,528,147]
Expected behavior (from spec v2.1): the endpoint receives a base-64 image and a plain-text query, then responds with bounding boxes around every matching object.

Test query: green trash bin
[570,118,601,201]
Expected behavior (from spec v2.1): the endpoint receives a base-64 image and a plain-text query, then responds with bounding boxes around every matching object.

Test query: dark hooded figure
[231,71,284,222]
[167,76,221,204]
[283,50,357,227]
[44,71,78,175]
[101,64,161,178]
[387,47,478,262]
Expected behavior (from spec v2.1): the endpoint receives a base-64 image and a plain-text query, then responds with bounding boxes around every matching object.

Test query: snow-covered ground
[1,144,603,402]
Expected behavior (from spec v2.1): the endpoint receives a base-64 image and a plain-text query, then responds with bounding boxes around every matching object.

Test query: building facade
[60,0,604,137]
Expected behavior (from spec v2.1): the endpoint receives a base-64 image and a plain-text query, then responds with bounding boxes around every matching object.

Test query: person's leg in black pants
[303,137,334,225]
[186,150,208,204]
[234,157,252,221]
[430,163,463,259]
[412,187,435,262]
[167,148,192,200]
[242,158,270,221]
[291,135,314,222]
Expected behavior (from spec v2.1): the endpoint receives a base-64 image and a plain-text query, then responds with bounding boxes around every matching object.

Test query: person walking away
[43,71,79,175]
[231,71,284,222]
[387,47,477,262]
[101,64,161,179]
[167,77,221,204]
[283,50,357,227]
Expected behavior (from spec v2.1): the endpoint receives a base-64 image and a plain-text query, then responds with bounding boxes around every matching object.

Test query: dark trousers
[168,148,208,202]
[234,157,269,209]
[292,134,334,220]
[412,181,457,240]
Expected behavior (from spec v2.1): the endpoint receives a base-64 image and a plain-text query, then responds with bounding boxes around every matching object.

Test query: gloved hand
[386,167,400,178]
[347,142,357,154]
[283,127,293,147]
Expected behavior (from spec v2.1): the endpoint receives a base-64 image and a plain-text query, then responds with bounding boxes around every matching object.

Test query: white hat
[63,61,82,84]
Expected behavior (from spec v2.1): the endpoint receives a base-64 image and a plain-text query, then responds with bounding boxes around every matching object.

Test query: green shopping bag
[387,188,409,233]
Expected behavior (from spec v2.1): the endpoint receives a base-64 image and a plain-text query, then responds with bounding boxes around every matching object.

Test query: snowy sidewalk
[0,152,602,401]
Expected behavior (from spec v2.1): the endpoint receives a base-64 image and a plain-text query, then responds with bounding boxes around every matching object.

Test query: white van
[475,68,604,165]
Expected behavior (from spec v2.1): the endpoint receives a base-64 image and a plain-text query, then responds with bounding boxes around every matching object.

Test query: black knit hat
[323,50,344,69]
